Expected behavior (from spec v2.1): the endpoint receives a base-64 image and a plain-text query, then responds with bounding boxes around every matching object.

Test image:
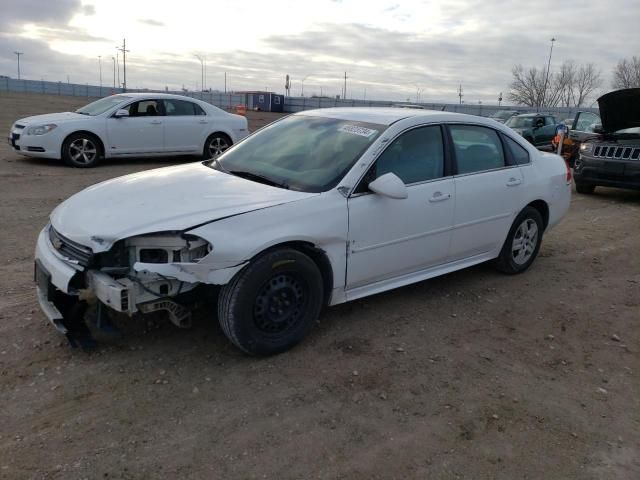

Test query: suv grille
[592,145,640,160]
[48,226,93,267]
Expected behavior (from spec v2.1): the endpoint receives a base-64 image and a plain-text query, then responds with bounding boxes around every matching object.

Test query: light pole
[195,55,204,92]
[14,51,23,79]
[98,56,102,88]
[542,37,556,108]
[111,57,116,89]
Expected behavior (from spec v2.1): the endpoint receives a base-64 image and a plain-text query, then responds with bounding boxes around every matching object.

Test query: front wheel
[494,207,544,274]
[62,133,101,168]
[218,249,324,355]
[203,133,231,159]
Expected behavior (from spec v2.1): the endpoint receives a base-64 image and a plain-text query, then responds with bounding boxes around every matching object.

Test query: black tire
[203,133,232,159]
[218,248,323,355]
[575,183,596,194]
[62,132,102,168]
[494,206,544,275]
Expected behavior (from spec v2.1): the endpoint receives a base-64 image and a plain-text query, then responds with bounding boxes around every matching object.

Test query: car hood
[50,162,316,252]
[597,88,640,133]
[15,111,89,126]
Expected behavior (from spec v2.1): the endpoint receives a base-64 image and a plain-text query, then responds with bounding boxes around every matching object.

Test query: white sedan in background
[35,108,571,354]
[8,93,248,167]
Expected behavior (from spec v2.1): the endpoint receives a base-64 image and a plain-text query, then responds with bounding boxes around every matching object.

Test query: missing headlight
[139,249,169,263]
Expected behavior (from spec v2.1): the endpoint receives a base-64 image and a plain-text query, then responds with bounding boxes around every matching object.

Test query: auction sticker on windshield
[338,125,378,137]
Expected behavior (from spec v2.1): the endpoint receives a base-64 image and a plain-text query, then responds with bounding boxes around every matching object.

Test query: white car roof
[112,92,206,101]
[298,107,486,126]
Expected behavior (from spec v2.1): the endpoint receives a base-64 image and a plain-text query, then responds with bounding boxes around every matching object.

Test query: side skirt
[340,251,498,304]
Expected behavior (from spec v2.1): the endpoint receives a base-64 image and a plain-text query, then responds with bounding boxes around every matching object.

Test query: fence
[0,76,598,118]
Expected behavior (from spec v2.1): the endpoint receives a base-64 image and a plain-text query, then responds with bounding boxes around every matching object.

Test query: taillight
[564,159,572,184]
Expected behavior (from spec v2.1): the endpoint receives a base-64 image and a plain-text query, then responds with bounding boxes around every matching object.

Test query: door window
[372,125,445,185]
[503,135,530,165]
[450,125,506,174]
[124,100,161,117]
[163,99,197,116]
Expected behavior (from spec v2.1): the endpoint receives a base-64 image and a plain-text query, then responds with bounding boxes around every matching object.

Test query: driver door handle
[506,177,522,187]
[428,192,451,203]
[150,120,162,125]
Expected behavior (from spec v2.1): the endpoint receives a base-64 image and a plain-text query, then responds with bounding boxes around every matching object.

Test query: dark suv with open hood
[574,88,640,194]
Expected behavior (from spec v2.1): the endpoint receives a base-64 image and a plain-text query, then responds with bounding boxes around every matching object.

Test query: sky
[0,0,638,104]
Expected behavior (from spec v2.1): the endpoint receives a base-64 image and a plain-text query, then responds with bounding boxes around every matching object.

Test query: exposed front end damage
[34,224,246,349]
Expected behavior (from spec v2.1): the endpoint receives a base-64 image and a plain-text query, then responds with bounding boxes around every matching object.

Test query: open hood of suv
[597,88,640,133]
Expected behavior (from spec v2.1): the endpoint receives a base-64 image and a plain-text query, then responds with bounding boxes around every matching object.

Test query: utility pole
[498,92,503,106]
[98,56,102,88]
[116,38,129,91]
[343,72,348,100]
[224,72,227,93]
[14,51,23,79]
[111,57,116,88]
[542,37,556,108]
[458,84,463,104]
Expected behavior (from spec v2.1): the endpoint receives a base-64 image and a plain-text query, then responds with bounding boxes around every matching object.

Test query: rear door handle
[428,192,451,203]
[150,120,162,125]
[506,177,522,187]
[198,120,208,124]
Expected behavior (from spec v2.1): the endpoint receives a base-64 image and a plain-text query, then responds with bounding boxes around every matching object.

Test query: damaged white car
[35,108,571,355]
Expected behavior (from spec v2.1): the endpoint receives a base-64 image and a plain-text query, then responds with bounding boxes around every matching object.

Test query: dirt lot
[0,91,638,479]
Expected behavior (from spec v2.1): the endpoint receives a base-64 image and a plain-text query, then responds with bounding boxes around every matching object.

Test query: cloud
[138,18,165,27]
[0,0,84,32]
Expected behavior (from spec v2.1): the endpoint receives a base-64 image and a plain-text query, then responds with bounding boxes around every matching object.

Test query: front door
[346,125,455,290]
[447,124,525,259]
[106,99,164,155]
[533,116,557,147]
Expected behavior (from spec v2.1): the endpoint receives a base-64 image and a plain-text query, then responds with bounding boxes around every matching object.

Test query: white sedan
[34,108,571,354]
[8,93,248,167]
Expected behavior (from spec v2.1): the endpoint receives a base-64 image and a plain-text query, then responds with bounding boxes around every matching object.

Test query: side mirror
[593,124,604,134]
[368,173,408,199]
[114,109,129,118]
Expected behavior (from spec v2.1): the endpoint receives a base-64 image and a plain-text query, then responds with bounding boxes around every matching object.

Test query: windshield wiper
[229,170,289,189]
[75,111,90,115]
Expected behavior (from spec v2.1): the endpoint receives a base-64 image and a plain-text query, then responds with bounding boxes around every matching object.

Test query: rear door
[448,124,525,260]
[162,99,209,153]
[106,99,164,155]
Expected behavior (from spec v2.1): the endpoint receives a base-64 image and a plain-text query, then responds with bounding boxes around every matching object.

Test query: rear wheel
[218,249,323,355]
[62,133,101,168]
[575,183,596,194]
[494,206,544,274]
[203,133,231,159]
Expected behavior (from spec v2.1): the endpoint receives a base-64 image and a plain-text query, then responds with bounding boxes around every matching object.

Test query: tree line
[509,56,640,108]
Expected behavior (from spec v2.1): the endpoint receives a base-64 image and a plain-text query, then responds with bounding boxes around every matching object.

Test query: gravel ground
[0,91,638,479]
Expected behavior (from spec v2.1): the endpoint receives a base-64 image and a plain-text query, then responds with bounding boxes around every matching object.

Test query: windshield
[210,115,386,193]
[506,116,534,128]
[491,111,516,120]
[76,95,132,116]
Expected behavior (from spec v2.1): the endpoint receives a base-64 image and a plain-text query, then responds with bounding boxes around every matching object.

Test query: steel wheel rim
[253,274,308,334]
[69,138,97,164]
[208,137,229,157]
[511,218,538,265]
